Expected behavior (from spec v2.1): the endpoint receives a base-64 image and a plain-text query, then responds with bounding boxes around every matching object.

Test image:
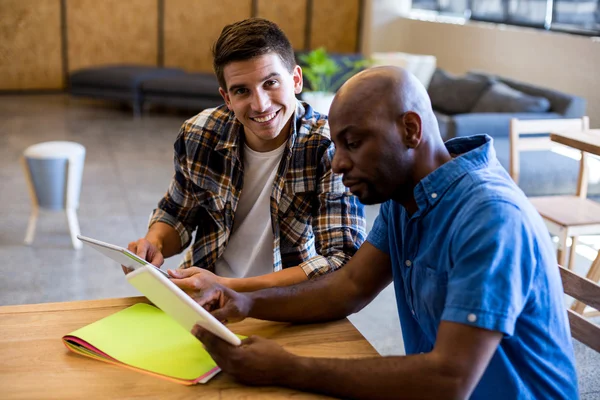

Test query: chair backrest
[559,265,600,353]
[509,117,590,195]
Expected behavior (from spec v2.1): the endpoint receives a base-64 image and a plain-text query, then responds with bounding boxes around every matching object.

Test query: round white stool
[22,141,86,249]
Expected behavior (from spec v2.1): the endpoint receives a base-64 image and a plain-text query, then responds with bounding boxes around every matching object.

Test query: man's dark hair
[212,18,296,90]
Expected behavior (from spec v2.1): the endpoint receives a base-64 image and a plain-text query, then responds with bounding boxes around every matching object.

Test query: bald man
[186,67,578,399]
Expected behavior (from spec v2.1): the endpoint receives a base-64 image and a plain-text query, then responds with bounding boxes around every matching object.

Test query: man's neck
[396,145,453,216]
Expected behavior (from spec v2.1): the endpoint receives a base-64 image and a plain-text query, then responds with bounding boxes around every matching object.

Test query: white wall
[362,0,600,127]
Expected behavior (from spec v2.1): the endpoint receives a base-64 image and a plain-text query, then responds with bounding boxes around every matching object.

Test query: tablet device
[77,234,170,278]
[127,266,242,346]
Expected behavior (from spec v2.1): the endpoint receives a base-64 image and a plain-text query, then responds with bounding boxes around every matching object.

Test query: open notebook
[62,303,222,385]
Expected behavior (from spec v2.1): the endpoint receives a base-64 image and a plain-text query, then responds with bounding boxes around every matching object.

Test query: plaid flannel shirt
[149,101,366,278]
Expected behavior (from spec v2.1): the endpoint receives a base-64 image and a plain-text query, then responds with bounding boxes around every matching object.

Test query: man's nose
[332,149,351,175]
[251,90,270,112]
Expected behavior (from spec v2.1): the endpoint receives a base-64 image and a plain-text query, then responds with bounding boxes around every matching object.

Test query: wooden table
[0,297,379,399]
[550,129,600,156]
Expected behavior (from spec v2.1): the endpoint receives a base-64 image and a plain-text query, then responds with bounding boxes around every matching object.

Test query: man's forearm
[284,353,467,400]
[145,222,183,258]
[246,268,364,323]
[245,243,394,323]
[226,266,308,292]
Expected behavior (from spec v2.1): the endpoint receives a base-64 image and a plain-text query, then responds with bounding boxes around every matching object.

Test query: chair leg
[571,250,600,314]
[66,208,82,249]
[567,236,578,271]
[24,206,38,245]
[557,233,568,267]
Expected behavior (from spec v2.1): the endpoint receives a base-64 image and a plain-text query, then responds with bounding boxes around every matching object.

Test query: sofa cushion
[471,81,551,113]
[427,69,492,115]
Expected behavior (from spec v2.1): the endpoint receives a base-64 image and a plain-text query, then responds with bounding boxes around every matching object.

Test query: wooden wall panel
[67,0,158,71]
[310,0,360,53]
[256,0,307,50]
[164,0,252,73]
[0,0,63,90]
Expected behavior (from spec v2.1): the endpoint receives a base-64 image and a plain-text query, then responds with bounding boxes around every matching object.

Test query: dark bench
[69,65,223,116]
[69,65,185,117]
[141,73,222,112]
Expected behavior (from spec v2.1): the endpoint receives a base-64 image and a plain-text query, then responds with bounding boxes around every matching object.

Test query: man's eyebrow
[228,72,281,94]
[335,125,355,140]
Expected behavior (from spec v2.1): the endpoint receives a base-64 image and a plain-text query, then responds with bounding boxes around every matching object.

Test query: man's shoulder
[296,102,331,143]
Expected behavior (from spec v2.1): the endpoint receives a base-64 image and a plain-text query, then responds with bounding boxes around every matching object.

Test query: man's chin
[355,191,387,205]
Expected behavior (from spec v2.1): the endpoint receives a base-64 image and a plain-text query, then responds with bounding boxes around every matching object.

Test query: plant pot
[302,91,335,115]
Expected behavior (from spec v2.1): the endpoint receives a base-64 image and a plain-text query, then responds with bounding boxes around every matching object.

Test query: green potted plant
[299,47,368,114]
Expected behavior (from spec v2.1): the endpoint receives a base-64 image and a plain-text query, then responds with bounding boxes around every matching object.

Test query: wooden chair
[571,250,600,315]
[559,265,600,352]
[509,117,600,271]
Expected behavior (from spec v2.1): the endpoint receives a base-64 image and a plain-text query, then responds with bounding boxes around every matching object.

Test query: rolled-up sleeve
[299,144,367,278]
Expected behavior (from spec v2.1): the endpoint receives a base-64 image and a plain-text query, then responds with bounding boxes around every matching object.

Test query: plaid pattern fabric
[150,100,366,277]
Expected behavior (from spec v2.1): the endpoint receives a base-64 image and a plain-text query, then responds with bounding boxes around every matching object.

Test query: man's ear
[399,112,422,149]
[219,87,232,110]
[293,65,303,94]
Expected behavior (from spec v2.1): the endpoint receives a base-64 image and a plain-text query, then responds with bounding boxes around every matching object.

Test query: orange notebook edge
[62,336,221,385]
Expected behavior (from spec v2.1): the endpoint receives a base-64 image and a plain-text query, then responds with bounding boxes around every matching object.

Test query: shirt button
[405,260,412,267]
[411,309,416,315]
[431,193,438,199]
[467,313,477,323]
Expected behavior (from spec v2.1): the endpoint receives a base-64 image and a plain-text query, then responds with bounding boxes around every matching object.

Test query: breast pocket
[277,190,314,247]
[411,265,448,342]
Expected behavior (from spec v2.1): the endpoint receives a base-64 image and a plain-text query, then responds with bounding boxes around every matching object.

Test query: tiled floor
[0,95,597,397]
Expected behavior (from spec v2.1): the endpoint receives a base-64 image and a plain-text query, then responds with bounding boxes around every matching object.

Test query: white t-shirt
[214,142,286,278]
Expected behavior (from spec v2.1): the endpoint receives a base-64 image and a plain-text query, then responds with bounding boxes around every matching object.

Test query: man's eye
[347,141,360,150]
[234,88,248,95]
[265,80,278,87]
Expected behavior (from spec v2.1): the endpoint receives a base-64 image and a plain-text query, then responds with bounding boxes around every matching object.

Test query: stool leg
[66,208,82,249]
[24,207,38,245]
[21,156,39,245]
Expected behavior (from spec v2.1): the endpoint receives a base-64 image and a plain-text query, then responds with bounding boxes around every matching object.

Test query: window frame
[410,0,600,36]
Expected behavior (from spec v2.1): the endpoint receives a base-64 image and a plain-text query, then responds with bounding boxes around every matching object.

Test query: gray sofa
[427,69,597,196]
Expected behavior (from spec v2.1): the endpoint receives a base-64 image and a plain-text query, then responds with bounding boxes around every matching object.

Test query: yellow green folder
[62,303,221,385]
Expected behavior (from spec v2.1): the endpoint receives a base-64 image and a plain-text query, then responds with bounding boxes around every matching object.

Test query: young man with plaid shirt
[126,18,366,292]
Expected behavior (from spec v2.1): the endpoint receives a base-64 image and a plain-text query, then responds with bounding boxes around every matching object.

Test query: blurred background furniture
[428,68,593,197]
[140,73,222,111]
[370,51,437,88]
[69,65,185,117]
[509,117,600,270]
[22,141,86,249]
[568,251,600,316]
[559,265,600,350]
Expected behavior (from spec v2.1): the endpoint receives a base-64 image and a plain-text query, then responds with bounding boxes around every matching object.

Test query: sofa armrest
[449,112,563,138]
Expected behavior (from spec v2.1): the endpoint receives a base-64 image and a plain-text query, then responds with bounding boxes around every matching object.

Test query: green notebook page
[66,303,217,380]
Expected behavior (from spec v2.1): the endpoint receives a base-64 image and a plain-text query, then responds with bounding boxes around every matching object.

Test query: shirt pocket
[277,189,314,247]
[411,265,449,342]
[190,184,231,228]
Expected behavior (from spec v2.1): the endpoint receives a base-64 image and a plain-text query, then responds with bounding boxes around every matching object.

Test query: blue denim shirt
[367,135,578,399]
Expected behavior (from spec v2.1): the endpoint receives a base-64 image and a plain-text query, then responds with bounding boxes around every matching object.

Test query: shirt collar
[214,100,307,153]
[414,134,496,210]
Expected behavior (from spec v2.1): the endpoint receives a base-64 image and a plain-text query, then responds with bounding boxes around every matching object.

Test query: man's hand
[170,270,253,323]
[123,238,164,274]
[192,325,297,386]
[168,267,228,292]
